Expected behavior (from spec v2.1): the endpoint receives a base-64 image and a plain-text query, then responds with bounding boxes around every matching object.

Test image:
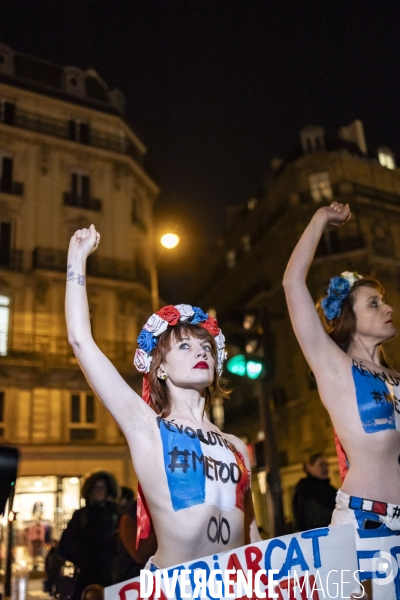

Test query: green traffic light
[246,360,263,379]
[226,354,247,376]
[226,354,263,379]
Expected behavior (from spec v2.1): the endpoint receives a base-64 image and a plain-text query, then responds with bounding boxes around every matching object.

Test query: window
[131,197,147,233]
[0,391,4,438]
[68,119,90,144]
[226,250,236,269]
[378,147,395,170]
[0,156,13,194]
[64,172,101,211]
[300,126,325,153]
[241,235,251,252]
[0,222,11,266]
[0,99,15,125]
[67,172,91,208]
[69,393,97,440]
[0,296,10,356]
[309,172,333,203]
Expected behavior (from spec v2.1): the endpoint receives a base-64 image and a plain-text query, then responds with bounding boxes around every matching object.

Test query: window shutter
[1,158,13,193]
[81,175,90,201]
[0,222,11,266]
[3,103,15,125]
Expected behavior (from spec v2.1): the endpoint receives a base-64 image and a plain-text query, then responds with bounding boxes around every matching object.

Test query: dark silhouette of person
[292,453,337,531]
[59,471,119,600]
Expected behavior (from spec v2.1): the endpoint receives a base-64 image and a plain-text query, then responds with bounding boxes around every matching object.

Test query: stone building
[196,120,400,532]
[0,44,158,542]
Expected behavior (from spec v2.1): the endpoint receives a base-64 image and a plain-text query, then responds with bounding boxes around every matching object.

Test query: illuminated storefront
[0,476,81,572]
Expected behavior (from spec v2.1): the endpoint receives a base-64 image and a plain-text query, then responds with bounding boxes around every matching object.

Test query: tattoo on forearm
[67,264,86,286]
[207,514,230,545]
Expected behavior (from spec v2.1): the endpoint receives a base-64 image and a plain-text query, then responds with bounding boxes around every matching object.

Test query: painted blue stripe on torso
[352,365,396,433]
[159,419,206,511]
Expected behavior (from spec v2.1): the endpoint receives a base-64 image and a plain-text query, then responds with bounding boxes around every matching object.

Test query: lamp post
[150,232,180,312]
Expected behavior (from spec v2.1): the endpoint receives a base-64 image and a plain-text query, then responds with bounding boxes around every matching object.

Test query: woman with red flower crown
[65,225,260,572]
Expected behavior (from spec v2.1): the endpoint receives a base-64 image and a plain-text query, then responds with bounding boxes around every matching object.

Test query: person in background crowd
[292,453,337,531]
[59,471,119,600]
[44,538,64,596]
[80,584,104,600]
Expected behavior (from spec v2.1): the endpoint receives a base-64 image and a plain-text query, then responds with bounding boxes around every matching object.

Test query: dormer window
[309,172,333,203]
[300,126,325,153]
[378,147,395,170]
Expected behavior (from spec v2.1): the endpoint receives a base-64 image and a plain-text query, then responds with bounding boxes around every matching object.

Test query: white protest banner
[356,534,400,600]
[105,523,361,600]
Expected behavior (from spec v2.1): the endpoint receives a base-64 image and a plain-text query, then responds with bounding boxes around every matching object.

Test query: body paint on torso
[156,417,250,512]
[352,359,400,433]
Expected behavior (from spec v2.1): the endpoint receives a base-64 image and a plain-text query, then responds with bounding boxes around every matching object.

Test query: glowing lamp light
[160,233,180,249]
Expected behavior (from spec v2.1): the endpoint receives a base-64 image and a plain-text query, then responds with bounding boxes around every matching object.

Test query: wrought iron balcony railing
[0,331,136,364]
[0,249,24,272]
[63,192,102,211]
[4,108,145,166]
[0,179,24,196]
[32,247,151,288]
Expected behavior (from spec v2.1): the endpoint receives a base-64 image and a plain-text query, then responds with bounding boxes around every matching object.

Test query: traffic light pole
[4,489,15,599]
[257,379,286,538]
[257,309,286,538]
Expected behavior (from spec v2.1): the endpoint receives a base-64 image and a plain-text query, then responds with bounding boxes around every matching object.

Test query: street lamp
[160,233,180,249]
[150,232,181,312]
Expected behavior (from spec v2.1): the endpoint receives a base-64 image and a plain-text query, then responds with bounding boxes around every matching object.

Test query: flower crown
[321,271,363,320]
[134,304,226,375]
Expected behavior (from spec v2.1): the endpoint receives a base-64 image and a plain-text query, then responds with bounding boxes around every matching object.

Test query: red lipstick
[194,361,209,369]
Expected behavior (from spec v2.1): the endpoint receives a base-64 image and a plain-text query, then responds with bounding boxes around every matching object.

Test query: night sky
[1,1,399,300]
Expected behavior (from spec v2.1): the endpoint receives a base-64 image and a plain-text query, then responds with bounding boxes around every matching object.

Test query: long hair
[317,276,390,360]
[147,322,231,417]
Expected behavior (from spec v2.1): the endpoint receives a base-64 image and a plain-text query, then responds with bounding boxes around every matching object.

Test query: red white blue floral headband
[134,304,226,377]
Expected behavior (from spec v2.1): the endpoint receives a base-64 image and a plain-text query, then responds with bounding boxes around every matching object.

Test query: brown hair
[318,276,386,353]
[81,585,104,600]
[147,322,230,417]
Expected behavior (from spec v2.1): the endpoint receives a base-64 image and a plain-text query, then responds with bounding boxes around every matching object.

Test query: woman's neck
[347,336,381,366]
[167,387,207,422]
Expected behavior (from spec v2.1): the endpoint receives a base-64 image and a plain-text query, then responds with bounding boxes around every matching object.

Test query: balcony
[0,249,24,272]
[316,233,365,257]
[3,107,145,166]
[0,179,24,196]
[63,192,102,211]
[32,247,151,288]
[0,331,135,364]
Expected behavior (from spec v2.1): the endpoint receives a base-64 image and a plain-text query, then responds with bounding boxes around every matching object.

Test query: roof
[0,43,126,117]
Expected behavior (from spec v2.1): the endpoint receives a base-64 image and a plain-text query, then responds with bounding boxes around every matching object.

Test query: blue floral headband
[321,271,363,320]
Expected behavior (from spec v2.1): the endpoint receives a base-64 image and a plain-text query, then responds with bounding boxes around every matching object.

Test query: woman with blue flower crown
[65,225,260,574]
[283,201,400,597]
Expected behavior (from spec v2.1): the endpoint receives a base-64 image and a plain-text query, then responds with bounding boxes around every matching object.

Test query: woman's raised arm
[282,202,351,373]
[65,225,154,436]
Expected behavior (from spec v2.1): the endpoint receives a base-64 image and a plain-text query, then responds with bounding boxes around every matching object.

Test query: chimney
[338,120,367,154]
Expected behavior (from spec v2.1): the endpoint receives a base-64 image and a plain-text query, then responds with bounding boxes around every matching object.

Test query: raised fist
[69,224,100,259]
